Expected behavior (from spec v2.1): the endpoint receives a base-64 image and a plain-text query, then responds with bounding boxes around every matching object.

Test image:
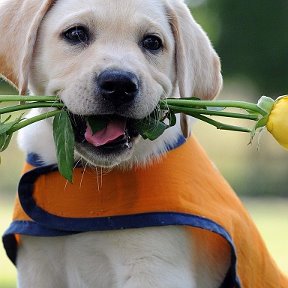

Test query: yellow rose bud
[266,95,288,149]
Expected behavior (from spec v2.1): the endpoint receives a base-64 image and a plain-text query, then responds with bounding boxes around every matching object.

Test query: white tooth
[124,141,132,149]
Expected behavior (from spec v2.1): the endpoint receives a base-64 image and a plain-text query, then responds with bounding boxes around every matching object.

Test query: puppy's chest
[20,226,195,288]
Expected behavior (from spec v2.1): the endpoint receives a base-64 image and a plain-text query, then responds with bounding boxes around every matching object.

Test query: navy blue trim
[3,215,240,287]
[166,135,186,151]
[2,234,17,266]
[4,220,75,237]
[27,153,45,167]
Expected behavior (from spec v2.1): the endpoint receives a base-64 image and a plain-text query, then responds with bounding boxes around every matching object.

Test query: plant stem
[0,95,58,102]
[10,110,62,133]
[160,99,267,116]
[0,94,262,137]
[0,102,64,115]
[167,105,259,121]
[190,112,252,133]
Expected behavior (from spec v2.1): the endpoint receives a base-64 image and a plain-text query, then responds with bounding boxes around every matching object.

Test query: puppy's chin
[75,139,138,168]
[71,114,141,168]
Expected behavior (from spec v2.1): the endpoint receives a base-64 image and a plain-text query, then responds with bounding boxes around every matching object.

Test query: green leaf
[255,115,269,130]
[0,114,24,152]
[53,111,75,182]
[0,115,23,134]
[135,117,169,140]
[86,117,108,134]
[0,122,14,134]
[167,112,177,127]
[0,133,12,152]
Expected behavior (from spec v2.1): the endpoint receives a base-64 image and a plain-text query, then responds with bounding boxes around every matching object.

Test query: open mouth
[70,114,140,152]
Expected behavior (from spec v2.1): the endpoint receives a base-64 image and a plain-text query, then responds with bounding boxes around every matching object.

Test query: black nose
[97,70,139,106]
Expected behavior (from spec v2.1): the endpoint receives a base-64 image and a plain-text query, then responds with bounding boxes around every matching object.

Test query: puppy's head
[0,0,222,168]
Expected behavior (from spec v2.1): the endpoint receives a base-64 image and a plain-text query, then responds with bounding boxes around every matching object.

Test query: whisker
[79,161,88,188]
[96,167,101,191]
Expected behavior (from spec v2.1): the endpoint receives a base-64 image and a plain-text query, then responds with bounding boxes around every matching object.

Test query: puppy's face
[0,0,221,168]
[30,0,177,167]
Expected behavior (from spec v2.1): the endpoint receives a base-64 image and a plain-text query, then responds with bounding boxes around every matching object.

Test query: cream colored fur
[0,0,230,287]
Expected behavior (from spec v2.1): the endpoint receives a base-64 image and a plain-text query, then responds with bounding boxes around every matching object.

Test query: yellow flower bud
[266,95,288,149]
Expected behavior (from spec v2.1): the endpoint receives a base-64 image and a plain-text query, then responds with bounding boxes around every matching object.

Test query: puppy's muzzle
[97,70,139,106]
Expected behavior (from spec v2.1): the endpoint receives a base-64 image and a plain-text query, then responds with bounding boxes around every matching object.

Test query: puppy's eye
[142,35,163,52]
[63,26,90,45]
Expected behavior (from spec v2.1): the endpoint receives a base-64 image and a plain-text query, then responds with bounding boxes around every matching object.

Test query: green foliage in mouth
[0,94,278,182]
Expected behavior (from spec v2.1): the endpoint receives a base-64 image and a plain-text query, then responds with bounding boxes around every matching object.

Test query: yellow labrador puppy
[1,0,287,288]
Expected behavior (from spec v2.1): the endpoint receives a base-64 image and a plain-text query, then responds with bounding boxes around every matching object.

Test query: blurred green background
[1,0,288,286]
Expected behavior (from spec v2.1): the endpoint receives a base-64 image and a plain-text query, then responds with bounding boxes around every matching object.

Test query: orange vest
[3,136,288,288]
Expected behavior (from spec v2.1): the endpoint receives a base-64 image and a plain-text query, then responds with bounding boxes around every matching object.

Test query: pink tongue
[84,119,126,147]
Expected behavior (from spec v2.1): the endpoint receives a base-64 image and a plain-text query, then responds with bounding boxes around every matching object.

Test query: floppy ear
[0,0,55,94]
[166,0,222,137]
